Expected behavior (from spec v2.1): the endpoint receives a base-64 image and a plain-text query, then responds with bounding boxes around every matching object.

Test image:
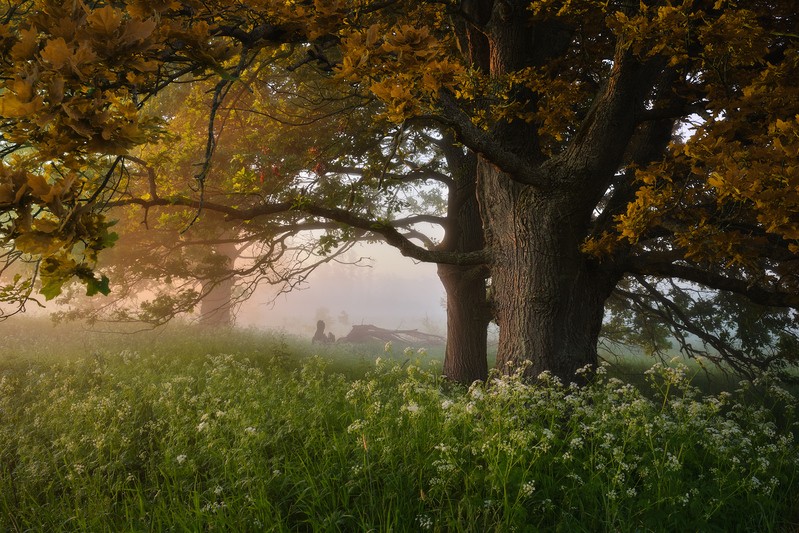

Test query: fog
[236,242,447,339]
[0,239,448,339]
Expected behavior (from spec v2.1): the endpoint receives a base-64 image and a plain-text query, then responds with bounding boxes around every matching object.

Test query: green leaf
[85,275,111,296]
[40,278,64,300]
[100,231,119,248]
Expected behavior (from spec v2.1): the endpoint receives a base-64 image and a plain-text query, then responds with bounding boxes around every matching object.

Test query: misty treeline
[1,1,798,384]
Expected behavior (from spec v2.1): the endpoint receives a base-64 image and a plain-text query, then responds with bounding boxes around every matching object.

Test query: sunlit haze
[236,242,445,338]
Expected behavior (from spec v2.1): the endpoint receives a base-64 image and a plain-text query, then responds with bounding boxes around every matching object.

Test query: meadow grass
[1,320,798,531]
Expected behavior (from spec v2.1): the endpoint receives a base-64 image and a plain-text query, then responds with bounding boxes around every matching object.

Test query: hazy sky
[236,242,446,337]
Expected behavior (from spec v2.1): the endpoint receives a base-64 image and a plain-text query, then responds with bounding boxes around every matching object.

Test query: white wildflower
[347,420,365,434]
[176,454,187,465]
[404,402,420,414]
[416,514,433,530]
[520,481,536,497]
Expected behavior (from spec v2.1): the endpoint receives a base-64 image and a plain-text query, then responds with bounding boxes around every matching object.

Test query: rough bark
[438,263,490,383]
[443,0,652,382]
[480,160,618,381]
[437,145,492,384]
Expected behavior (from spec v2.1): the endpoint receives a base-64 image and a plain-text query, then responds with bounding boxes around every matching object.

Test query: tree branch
[430,92,551,188]
[627,255,799,308]
[109,196,487,266]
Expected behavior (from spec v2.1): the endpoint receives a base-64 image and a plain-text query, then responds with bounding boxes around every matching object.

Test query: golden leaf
[33,218,60,233]
[0,184,14,204]
[88,6,123,35]
[72,41,98,70]
[14,183,29,205]
[125,71,146,84]
[129,58,159,72]
[780,226,799,240]
[774,118,794,134]
[15,231,66,256]
[48,75,65,105]
[0,94,44,118]
[11,27,39,61]
[120,17,157,46]
[11,78,34,102]
[26,173,52,201]
[365,24,381,48]
[707,173,726,190]
[40,37,72,70]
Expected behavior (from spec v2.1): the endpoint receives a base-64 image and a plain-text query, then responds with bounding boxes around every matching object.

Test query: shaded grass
[1,319,797,531]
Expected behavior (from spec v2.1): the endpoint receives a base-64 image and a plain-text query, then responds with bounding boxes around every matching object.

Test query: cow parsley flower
[520,481,536,497]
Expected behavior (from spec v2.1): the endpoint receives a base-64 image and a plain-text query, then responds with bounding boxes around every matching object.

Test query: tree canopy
[1,0,798,382]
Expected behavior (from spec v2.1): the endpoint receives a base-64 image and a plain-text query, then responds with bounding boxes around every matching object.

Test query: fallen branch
[339,324,445,345]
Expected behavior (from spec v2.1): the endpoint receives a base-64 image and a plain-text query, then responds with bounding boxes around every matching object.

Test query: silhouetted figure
[312,320,334,344]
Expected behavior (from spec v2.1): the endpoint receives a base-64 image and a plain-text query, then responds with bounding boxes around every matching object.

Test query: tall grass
[1,322,797,531]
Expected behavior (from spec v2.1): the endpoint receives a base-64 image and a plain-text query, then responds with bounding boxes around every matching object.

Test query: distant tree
[1,1,798,382]
[137,71,492,381]
[44,64,491,381]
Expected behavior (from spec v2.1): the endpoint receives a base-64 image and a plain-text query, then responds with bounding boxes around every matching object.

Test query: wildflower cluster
[0,329,797,532]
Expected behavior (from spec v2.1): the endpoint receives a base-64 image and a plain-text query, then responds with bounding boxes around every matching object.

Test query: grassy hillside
[1,320,797,531]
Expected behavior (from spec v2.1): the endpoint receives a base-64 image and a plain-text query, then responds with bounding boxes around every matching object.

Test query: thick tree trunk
[480,160,617,382]
[199,274,235,327]
[199,241,239,327]
[438,263,490,383]
[437,147,491,384]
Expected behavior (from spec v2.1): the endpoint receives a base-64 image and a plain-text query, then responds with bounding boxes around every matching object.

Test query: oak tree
[2,0,798,382]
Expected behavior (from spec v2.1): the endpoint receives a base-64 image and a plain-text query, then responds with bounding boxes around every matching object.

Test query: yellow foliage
[15,231,67,256]
[11,27,39,61]
[87,5,124,36]
[0,0,798,300]
[39,37,72,70]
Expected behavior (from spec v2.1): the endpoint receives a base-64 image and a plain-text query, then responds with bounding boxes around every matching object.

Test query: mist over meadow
[237,244,447,338]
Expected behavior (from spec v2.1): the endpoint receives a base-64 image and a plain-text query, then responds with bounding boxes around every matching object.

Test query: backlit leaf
[15,231,65,256]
